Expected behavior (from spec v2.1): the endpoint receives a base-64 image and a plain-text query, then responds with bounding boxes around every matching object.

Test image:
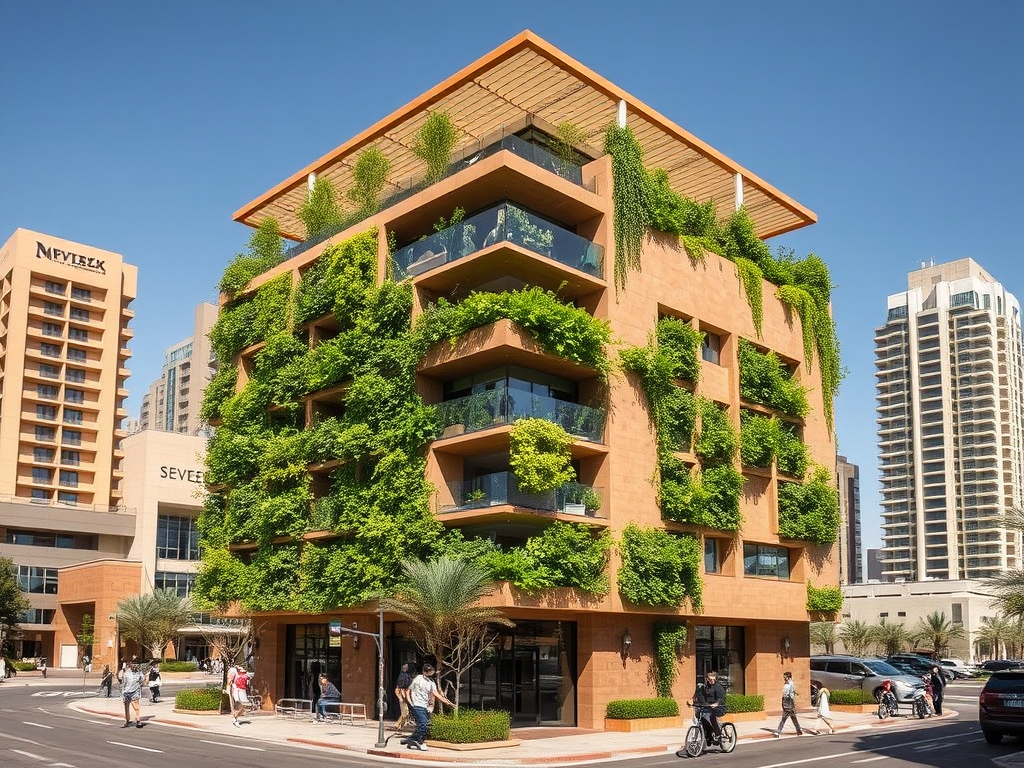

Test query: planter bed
[605,715,682,732]
[172,708,222,716]
[424,739,522,751]
[830,704,878,714]
[726,710,766,723]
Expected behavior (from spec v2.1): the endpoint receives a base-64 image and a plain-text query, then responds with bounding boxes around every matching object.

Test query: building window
[40,342,61,358]
[157,515,200,560]
[71,287,92,302]
[45,281,65,295]
[880,612,889,618]
[5,529,94,549]
[63,409,83,424]
[66,368,86,383]
[70,307,90,322]
[16,566,59,594]
[67,348,87,362]
[43,301,63,316]
[701,331,722,365]
[35,426,56,442]
[62,430,82,446]
[39,363,60,379]
[952,603,963,623]
[31,467,52,484]
[36,404,57,421]
[68,327,89,342]
[897,611,906,617]
[61,450,80,466]
[42,322,62,337]
[58,470,79,487]
[30,488,49,501]
[155,571,195,597]
[704,538,719,573]
[951,291,977,309]
[21,609,56,625]
[37,384,59,400]
[33,447,55,462]
[742,544,791,579]
[887,305,909,321]
[57,491,79,505]
[65,389,84,404]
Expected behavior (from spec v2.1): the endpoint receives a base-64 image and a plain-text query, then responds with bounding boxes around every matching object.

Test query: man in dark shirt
[394,663,414,733]
[690,670,727,742]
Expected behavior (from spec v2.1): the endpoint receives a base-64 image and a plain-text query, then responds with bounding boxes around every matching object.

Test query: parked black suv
[982,660,1024,672]
[980,670,1024,743]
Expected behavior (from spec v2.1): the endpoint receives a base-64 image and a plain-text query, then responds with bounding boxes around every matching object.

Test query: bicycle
[677,703,737,758]
[876,687,899,720]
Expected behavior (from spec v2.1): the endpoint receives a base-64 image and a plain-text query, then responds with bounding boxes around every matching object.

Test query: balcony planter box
[605,715,682,732]
[563,503,586,515]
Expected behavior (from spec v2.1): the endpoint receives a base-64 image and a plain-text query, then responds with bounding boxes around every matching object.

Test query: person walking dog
[773,671,803,737]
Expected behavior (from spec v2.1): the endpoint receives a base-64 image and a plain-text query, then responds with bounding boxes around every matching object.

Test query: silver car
[810,655,926,703]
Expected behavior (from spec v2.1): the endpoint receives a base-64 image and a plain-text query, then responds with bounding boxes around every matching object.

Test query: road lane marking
[11,749,46,760]
[746,730,977,768]
[107,741,163,753]
[22,722,54,729]
[199,740,265,751]
[851,758,890,764]
[48,763,76,767]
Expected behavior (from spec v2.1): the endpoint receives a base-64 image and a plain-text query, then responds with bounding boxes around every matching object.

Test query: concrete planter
[831,704,877,714]
[424,739,521,751]
[172,708,222,716]
[605,715,682,732]
[726,710,767,723]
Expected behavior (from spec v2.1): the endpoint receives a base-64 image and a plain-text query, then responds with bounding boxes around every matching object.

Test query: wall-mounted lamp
[621,630,632,659]
[781,636,791,657]
[352,622,359,650]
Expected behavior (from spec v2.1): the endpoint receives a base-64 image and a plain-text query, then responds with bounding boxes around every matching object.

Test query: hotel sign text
[36,241,106,274]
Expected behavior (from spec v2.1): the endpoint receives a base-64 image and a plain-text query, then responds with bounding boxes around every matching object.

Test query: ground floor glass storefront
[285,623,343,703]
[694,625,745,694]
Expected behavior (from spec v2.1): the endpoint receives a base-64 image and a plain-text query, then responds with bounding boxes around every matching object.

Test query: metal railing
[442,471,604,517]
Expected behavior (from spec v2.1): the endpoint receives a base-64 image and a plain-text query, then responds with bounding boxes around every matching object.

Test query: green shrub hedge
[724,693,765,713]
[174,686,223,711]
[428,710,511,743]
[606,697,680,719]
[158,661,199,672]
[828,688,874,705]
[13,661,37,672]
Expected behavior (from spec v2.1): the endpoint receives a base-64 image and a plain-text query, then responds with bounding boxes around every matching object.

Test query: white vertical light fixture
[734,172,744,210]
[617,99,627,129]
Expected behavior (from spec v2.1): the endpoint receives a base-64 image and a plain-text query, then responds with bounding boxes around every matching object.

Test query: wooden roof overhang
[233,30,816,242]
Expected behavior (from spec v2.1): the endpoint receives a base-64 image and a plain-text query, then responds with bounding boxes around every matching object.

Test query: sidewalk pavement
[66,689,960,766]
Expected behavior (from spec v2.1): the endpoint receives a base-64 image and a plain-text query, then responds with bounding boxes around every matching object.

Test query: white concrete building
[876,259,1024,581]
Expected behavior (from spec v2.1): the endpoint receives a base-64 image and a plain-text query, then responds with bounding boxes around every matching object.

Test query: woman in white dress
[811,685,836,735]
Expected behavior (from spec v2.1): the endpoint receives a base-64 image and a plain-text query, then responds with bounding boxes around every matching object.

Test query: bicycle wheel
[877,702,888,720]
[719,723,737,753]
[683,724,704,757]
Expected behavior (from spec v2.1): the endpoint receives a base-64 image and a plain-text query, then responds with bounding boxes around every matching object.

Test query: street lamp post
[339,603,386,749]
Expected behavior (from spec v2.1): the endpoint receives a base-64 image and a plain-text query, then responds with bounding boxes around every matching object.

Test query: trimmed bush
[829,688,874,705]
[725,693,765,713]
[158,661,199,672]
[428,710,511,743]
[13,661,37,672]
[174,686,223,711]
[606,697,680,719]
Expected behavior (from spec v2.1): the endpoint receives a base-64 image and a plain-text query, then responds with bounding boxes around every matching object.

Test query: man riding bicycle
[690,670,727,742]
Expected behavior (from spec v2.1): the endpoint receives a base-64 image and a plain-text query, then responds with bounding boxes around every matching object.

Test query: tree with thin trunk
[974,615,1011,660]
[838,619,873,657]
[380,557,513,714]
[910,611,965,657]
[810,622,837,654]
[871,618,912,657]
[0,556,30,670]
[117,590,193,660]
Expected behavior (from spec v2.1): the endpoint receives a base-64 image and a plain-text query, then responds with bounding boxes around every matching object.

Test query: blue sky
[2,1,1022,555]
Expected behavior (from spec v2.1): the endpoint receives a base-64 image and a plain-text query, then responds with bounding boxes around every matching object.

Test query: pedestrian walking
[809,684,835,734]
[405,663,453,752]
[393,663,414,732]
[0,655,5,682]
[228,664,250,727]
[929,665,945,715]
[83,654,92,673]
[118,661,145,728]
[99,664,113,697]
[773,671,803,737]
[147,662,162,703]
[38,658,47,678]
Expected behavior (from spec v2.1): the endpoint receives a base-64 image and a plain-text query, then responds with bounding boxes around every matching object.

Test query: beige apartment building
[139,302,217,435]
[0,228,136,659]
[208,32,841,727]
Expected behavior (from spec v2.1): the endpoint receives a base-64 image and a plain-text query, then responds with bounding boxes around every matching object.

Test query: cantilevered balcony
[440,471,604,518]
[435,385,605,444]
[393,202,603,284]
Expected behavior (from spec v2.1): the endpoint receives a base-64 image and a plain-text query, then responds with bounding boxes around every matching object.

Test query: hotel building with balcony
[876,258,1024,581]
[204,32,839,727]
[0,228,136,660]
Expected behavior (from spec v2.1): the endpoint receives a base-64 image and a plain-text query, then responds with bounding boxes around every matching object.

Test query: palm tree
[380,557,513,713]
[117,589,193,660]
[871,618,912,657]
[910,610,965,657]
[974,615,1011,660]
[838,619,873,657]
[810,622,837,654]
[986,506,1024,618]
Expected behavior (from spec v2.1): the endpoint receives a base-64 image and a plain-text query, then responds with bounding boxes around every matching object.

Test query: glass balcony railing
[394,202,603,280]
[442,471,604,517]
[435,385,605,443]
[285,135,588,261]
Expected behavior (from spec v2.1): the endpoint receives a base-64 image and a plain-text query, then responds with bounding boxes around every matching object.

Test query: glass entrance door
[285,624,342,703]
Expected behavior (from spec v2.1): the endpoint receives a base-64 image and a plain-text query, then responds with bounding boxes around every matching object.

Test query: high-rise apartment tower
[876,258,1024,580]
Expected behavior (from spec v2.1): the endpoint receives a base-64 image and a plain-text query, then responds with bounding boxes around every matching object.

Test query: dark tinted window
[826,661,851,674]
[810,659,827,671]
[985,673,1024,692]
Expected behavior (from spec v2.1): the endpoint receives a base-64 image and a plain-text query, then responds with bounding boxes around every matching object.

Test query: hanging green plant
[733,257,764,337]
[656,317,703,383]
[806,581,843,614]
[509,418,576,494]
[617,523,703,609]
[653,621,688,697]
[777,466,840,545]
[412,111,459,184]
[604,124,651,291]
[200,365,239,423]
[218,218,285,297]
[694,399,737,466]
[737,339,810,419]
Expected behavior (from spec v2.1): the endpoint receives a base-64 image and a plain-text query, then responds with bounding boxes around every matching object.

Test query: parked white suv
[810,655,926,703]
[941,658,978,678]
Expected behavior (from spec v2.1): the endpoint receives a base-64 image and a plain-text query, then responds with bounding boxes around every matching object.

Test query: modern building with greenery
[199,31,840,728]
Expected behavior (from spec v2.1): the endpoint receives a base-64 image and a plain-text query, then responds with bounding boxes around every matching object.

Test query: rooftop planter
[442,471,604,517]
